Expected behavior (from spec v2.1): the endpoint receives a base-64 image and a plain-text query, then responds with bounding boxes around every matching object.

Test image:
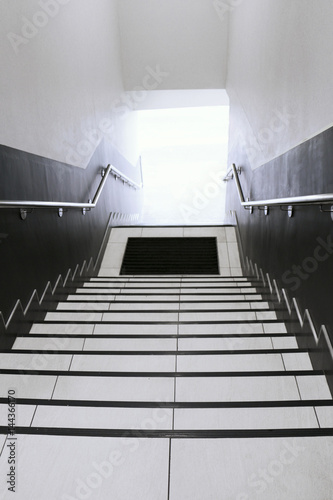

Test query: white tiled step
[29,323,95,335]
[178,311,276,322]
[131,283,253,289]
[14,336,296,351]
[174,406,319,429]
[176,375,331,402]
[52,376,174,401]
[91,277,250,282]
[83,338,178,351]
[45,312,179,322]
[12,337,85,350]
[169,438,333,500]
[0,353,72,371]
[0,435,169,500]
[0,352,311,372]
[29,321,286,335]
[70,355,176,372]
[18,405,331,430]
[31,405,173,429]
[56,301,270,311]
[176,353,312,372]
[179,322,287,334]
[29,322,178,335]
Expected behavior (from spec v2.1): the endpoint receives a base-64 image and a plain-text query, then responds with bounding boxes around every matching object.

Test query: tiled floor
[0,226,332,499]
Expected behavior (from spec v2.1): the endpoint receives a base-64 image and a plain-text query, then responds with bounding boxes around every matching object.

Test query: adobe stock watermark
[65,65,169,165]
[282,235,333,291]
[16,336,70,386]
[235,440,306,499]
[239,105,296,169]
[213,0,245,22]
[179,169,226,223]
[7,0,72,55]
[62,405,172,500]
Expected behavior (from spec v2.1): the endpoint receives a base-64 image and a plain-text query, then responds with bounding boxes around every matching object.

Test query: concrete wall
[226,0,333,169]
[117,0,229,91]
[0,0,139,167]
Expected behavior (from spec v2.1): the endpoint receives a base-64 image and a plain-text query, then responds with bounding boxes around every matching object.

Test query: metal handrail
[0,163,142,218]
[110,166,143,190]
[230,163,333,213]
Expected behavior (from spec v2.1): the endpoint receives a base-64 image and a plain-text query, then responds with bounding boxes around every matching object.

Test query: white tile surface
[91,277,128,282]
[0,404,36,427]
[217,243,230,268]
[179,302,251,310]
[182,283,250,289]
[245,294,263,300]
[315,406,333,427]
[73,288,121,295]
[98,268,121,276]
[33,405,173,430]
[250,301,270,309]
[283,353,313,371]
[169,438,333,500]
[45,312,103,322]
[174,406,319,430]
[141,227,184,237]
[70,354,175,372]
[179,323,264,334]
[176,376,300,402]
[0,375,56,399]
[94,324,178,335]
[177,353,284,372]
[227,241,241,268]
[178,337,273,351]
[0,353,72,371]
[179,311,257,322]
[125,282,181,289]
[12,338,85,351]
[225,226,237,242]
[230,267,243,276]
[183,227,226,240]
[129,278,181,282]
[83,282,125,288]
[84,338,177,351]
[263,322,287,334]
[181,278,237,282]
[102,312,179,322]
[180,294,245,301]
[120,288,181,294]
[117,294,180,301]
[100,243,126,268]
[109,302,179,311]
[0,435,169,500]
[109,227,143,242]
[29,323,94,335]
[272,337,298,349]
[0,436,5,456]
[53,376,174,402]
[256,311,277,320]
[57,302,110,311]
[296,375,332,400]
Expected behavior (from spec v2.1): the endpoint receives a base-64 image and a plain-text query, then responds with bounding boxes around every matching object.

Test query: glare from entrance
[138,106,229,225]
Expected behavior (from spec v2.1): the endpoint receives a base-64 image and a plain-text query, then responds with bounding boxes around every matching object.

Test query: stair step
[0,404,324,430]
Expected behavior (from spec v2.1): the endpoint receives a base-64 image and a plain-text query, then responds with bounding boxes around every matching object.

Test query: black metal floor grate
[120,237,219,275]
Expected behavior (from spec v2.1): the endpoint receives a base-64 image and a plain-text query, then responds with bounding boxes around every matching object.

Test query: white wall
[227,0,333,169]
[0,0,139,168]
[117,0,229,91]
[126,90,229,111]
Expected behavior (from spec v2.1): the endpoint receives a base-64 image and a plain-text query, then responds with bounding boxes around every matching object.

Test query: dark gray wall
[0,140,143,322]
[226,127,333,343]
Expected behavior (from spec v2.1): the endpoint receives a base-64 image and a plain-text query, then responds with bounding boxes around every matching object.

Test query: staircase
[0,227,333,499]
